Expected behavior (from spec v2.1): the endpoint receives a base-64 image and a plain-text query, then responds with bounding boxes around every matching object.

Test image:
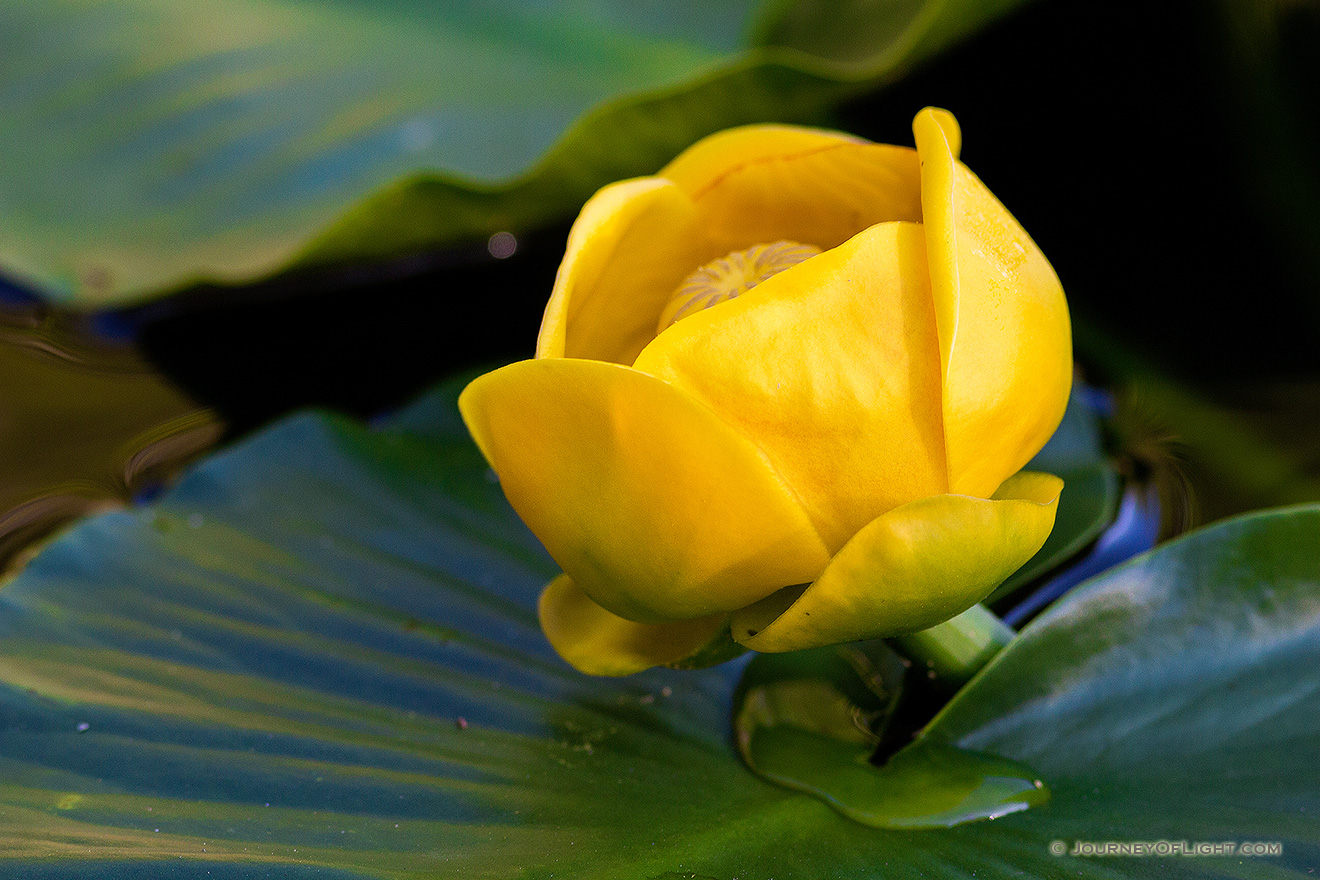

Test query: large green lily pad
[0,0,1030,306]
[0,376,1314,877]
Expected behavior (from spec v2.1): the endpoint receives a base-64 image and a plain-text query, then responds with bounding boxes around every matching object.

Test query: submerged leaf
[733,643,1049,828]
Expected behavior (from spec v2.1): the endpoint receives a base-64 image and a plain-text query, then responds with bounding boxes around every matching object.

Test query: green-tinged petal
[459,359,831,622]
[539,574,735,676]
[536,177,707,365]
[660,125,922,255]
[636,221,946,551]
[732,472,1062,653]
[913,107,1072,497]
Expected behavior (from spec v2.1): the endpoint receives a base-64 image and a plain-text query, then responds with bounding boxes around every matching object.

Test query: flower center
[657,240,822,331]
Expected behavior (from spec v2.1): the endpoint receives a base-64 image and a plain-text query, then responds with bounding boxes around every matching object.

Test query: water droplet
[487,231,518,259]
[399,118,437,153]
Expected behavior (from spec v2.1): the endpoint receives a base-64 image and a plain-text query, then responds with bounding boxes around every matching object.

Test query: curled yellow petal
[660,124,868,191]
[918,107,962,160]
[539,575,732,676]
[636,221,947,552]
[731,471,1062,653]
[659,124,923,257]
[536,177,707,365]
[914,106,1072,497]
[459,358,831,623]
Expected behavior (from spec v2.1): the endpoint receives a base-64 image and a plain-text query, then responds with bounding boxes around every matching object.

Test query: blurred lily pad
[0,375,1316,877]
[0,0,1033,306]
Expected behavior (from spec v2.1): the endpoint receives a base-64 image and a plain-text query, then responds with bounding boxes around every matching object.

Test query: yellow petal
[661,124,867,188]
[536,177,707,365]
[659,124,923,255]
[635,221,947,552]
[459,359,831,623]
[539,574,733,676]
[732,471,1062,653]
[913,107,1073,497]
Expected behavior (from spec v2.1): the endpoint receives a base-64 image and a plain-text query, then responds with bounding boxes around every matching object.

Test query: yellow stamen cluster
[657,240,822,331]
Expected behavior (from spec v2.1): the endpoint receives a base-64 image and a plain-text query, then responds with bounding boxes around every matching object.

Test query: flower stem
[890,604,1014,689]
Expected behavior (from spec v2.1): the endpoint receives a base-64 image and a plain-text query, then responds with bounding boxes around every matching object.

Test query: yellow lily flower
[460,108,1071,676]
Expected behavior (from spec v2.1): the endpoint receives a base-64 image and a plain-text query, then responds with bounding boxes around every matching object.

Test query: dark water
[0,296,222,575]
[0,226,567,578]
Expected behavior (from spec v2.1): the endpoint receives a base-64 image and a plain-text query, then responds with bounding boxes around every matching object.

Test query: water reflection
[0,300,222,577]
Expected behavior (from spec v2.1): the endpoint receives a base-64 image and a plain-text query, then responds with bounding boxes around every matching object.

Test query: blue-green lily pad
[0,376,1315,877]
[0,0,1033,306]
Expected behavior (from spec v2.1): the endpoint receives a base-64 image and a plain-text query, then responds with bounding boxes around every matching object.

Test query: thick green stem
[890,604,1014,689]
